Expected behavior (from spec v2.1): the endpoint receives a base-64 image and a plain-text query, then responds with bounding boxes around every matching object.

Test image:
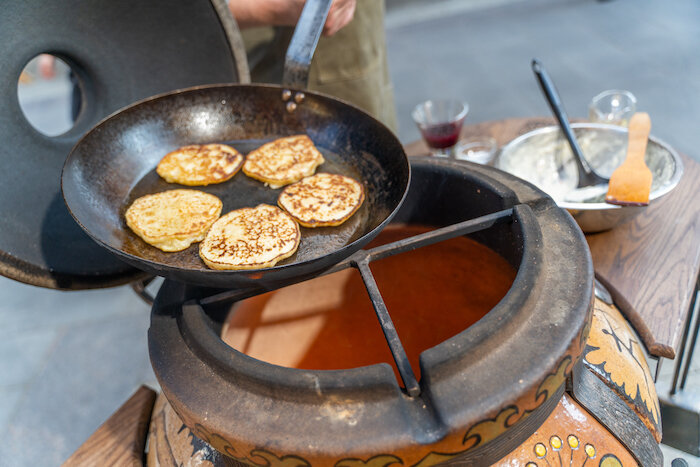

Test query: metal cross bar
[366,208,514,263]
[355,258,421,397]
[200,285,264,307]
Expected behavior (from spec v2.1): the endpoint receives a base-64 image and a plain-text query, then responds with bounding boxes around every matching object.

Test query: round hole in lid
[17,54,83,137]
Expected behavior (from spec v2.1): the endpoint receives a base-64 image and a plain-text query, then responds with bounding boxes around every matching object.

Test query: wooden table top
[62,385,156,466]
[405,117,700,359]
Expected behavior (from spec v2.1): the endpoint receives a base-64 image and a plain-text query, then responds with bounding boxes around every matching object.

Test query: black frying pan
[61,1,409,290]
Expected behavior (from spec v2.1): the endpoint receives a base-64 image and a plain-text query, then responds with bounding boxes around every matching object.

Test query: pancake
[156,144,244,186]
[242,135,324,188]
[278,173,365,227]
[125,189,222,252]
[199,204,301,270]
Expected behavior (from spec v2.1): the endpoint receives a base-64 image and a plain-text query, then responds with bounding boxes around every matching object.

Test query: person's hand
[230,0,356,36]
[322,0,356,36]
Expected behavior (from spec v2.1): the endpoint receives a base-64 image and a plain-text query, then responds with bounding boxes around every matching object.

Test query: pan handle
[282,0,333,89]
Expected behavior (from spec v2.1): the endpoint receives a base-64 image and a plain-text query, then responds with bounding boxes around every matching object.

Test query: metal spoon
[531,59,608,190]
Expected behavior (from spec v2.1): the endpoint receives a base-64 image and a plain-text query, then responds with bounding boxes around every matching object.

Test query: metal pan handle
[282,0,333,89]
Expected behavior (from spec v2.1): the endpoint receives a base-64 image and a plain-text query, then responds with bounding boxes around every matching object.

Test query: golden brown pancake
[277,173,365,227]
[125,189,222,252]
[156,144,244,186]
[199,204,301,270]
[242,135,324,188]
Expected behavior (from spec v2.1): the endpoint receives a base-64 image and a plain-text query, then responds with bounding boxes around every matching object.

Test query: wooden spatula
[605,112,653,206]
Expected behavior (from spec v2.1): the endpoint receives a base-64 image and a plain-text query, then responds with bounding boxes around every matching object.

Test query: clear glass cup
[588,90,637,127]
[412,99,469,157]
[455,136,498,164]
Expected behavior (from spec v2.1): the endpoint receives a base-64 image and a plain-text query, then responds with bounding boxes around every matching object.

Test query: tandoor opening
[221,225,517,383]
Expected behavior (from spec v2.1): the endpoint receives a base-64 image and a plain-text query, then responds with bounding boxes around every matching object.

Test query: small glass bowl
[588,89,637,127]
[455,136,498,164]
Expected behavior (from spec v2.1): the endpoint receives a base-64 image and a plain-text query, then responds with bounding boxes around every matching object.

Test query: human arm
[227,0,356,36]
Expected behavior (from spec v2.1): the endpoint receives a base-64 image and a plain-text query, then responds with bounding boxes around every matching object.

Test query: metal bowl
[496,123,684,233]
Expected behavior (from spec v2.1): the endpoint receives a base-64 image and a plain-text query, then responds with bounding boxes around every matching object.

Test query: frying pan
[62,0,410,290]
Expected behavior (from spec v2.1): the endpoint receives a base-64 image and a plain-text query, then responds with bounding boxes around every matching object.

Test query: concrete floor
[1,0,699,465]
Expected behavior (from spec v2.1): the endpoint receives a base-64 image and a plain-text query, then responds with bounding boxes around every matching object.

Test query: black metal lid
[0,0,247,289]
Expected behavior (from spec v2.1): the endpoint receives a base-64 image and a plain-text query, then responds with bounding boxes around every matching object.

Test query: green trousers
[241,0,397,132]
